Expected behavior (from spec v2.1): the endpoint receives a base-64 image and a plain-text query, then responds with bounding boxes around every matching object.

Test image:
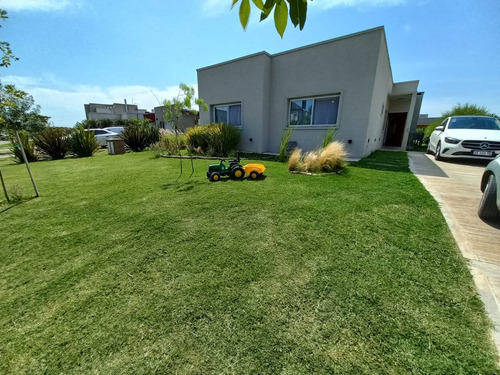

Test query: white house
[197,27,423,159]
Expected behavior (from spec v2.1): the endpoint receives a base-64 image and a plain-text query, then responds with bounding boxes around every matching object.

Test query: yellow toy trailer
[243,163,266,179]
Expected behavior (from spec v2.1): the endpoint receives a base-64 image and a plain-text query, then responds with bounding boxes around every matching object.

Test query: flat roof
[197,26,386,72]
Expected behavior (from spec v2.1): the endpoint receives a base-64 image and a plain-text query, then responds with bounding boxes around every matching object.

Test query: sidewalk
[408,152,500,352]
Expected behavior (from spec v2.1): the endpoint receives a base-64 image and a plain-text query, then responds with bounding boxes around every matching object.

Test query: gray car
[478,155,500,219]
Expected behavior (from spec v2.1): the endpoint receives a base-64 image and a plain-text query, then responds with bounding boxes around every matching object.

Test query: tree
[232,0,309,38]
[424,103,498,139]
[163,83,208,178]
[0,9,18,67]
[0,83,47,133]
[0,83,43,197]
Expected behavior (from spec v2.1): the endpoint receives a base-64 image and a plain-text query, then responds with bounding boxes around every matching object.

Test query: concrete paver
[408,152,500,352]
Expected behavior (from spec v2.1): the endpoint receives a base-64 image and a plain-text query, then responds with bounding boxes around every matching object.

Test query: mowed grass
[0,150,498,374]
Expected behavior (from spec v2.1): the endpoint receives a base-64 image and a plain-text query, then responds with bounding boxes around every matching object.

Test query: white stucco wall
[364,31,394,156]
[265,28,384,158]
[197,27,421,159]
[197,53,272,153]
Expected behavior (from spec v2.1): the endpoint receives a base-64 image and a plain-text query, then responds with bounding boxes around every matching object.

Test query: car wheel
[478,174,500,220]
[209,172,220,182]
[249,171,259,180]
[435,142,443,161]
[231,166,245,180]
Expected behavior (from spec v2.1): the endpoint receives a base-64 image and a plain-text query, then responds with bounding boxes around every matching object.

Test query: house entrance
[384,112,407,147]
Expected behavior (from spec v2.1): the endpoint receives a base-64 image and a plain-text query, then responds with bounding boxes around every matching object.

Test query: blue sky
[0,0,499,127]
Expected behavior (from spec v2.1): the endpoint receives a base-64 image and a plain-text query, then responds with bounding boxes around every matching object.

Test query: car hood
[445,129,500,141]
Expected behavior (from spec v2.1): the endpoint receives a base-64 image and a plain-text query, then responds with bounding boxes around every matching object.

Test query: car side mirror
[435,126,444,132]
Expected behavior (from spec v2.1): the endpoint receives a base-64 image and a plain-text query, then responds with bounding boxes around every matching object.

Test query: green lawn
[0,151,498,374]
[0,142,11,155]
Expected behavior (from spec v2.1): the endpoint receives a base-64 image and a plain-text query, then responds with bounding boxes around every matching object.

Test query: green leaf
[239,0,251,30]
[274,0,288,38]
[252,0,264,9]
[288,0,307,29]
[231,0,240,9]
[260,0,275,21]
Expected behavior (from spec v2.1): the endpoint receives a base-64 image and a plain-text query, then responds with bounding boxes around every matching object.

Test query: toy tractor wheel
[210,172,221,182]
[249,171,259,180]
[231,167,245,180]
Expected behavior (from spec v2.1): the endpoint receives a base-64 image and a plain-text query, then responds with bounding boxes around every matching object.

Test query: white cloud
[202,0,233,17]
[0,0,81,12]
[2,75,199,127]
[310,0,406,10]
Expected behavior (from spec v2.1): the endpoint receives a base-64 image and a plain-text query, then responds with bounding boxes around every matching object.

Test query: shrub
[33,127,70,160]
[121,119,160,152]
[288,148,302,171]
[9,131,39,164]
[279,127,293,162]
[186,126,210,153]
[69,125,100,157]
[186,123,240,156]
[288,141,346,173]
[153,133,187,156]
[209,123,241,156]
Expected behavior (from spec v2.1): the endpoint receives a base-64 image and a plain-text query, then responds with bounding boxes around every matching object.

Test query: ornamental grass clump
[69,125,99,157]
[319,141,346,172]
[121,119,160,152]
[288,148,302,171]
[288,141,346,174]
[304,151,321,171]
[186,123,240,156]
[33,127,70,160]
[9,131,39,163]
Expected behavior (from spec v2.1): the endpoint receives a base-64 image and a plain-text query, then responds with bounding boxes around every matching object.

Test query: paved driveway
[408,152,500,351]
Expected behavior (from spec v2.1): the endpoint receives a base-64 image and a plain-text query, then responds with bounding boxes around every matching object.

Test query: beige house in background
[84,101,147,121]
[197,26,423,159]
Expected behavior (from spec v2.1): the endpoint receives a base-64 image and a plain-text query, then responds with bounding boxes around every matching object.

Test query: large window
[214,103,241,127]
[289,95,340,126]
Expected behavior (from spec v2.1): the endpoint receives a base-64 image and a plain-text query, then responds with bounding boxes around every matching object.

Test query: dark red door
[385,112,407,147]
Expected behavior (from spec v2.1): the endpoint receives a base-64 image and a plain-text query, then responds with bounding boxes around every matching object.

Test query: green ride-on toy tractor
[206,158,245,182]
[206,154,266,182]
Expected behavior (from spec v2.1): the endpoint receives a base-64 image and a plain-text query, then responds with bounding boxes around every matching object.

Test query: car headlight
[444,137,461,144]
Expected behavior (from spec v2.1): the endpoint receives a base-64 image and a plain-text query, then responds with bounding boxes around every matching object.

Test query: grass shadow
[352,150,411,173]
[0,196,38,214]
[161,180,204,192]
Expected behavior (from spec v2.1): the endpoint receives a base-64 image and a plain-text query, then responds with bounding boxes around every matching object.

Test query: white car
[427,115,500,161]
[85,128,120,147]
[478,155,500,219]
[104,126,124,135]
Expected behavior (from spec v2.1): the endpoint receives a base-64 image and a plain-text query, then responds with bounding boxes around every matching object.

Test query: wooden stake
[0,167,9,202]
[15,130,39,197]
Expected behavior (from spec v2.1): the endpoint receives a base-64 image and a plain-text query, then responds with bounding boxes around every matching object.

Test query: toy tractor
[206,158,245,182]
[207,153,266,182]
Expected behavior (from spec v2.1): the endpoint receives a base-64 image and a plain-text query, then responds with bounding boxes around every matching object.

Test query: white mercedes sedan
[427,115,500,161]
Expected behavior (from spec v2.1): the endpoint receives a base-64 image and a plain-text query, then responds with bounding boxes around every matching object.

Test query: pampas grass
[288,148,302,171]
[319,142,346,172]
[304,151,321,171]
[288,141,346,173]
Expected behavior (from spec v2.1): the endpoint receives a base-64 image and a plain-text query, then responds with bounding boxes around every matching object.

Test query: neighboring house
[154,106,199,131]
[417,114,441,129]
[84,101,148,121]
[197,26,423,159]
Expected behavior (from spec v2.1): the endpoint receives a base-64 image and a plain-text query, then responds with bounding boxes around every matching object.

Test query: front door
[385,112,407,147]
